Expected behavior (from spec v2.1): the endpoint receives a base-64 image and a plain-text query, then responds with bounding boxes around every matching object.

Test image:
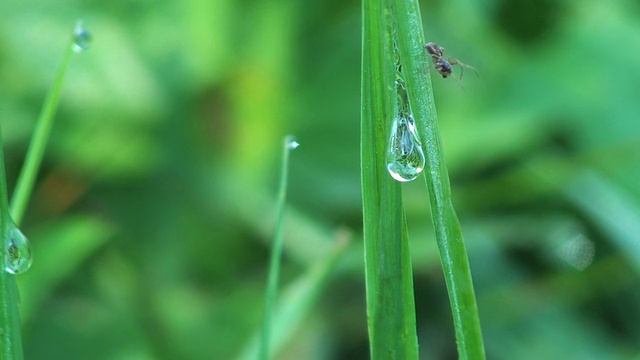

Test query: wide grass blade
[361,0,419,358]
[390,0,486,358]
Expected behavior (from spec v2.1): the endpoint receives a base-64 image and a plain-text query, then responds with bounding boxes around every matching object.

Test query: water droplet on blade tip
[72,21,92,53]
[285,136,299,150]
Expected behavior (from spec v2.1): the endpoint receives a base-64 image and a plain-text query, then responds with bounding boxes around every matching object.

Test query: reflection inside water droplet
[386,81,425,182]
[72,21,92,53]
[4,226,32,275]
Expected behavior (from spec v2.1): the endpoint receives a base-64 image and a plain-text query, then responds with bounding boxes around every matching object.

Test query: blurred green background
[2,0,640,358]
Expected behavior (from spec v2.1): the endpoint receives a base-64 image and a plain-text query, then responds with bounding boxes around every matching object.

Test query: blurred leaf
[238,233,350,360]
[19,216,114,323]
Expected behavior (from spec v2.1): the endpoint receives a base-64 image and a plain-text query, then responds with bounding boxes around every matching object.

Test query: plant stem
[258,136,296,360]
[361,0,419,358]
[390,0,486,358]
[0,124,25,360]
[10,40,74,226]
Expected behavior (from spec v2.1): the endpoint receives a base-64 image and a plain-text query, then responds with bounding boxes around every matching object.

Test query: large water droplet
[72,21,92,53]
[386,115,426,182]
[386,80,425,182]
[4,226,32,275]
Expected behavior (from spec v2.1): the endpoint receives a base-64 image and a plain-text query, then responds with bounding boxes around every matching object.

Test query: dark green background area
[2,0,640,358]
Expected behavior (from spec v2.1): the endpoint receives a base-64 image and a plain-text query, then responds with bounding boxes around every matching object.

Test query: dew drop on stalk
[286,136,300,150]
[386,81,425,182]
[4,225,32,275]
[72,20,92,53]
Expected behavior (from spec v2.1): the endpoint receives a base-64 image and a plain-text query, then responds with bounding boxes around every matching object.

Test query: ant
[425,42,478,81]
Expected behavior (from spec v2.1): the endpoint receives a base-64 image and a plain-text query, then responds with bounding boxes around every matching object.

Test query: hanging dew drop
[386,80,425,182]
[72,21,92,53]
[4,226,33,275]
[386,115,425,182]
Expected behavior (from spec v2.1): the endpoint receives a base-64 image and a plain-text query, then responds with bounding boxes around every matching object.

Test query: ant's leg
[449,58,479,79]
[453,76,466,91]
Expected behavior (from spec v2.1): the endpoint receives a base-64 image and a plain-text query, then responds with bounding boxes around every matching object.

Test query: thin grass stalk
[10,34,75,226]
[1,22,88,359]
[361,0,419,358]
[390,0,486,358]
[0,124,24,359]
[258,136,297,360]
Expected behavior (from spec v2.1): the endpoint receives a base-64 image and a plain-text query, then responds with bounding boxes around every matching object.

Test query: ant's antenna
[449,58,479,80]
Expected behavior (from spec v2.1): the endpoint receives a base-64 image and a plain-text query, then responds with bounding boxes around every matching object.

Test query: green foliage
[1,0,640,359]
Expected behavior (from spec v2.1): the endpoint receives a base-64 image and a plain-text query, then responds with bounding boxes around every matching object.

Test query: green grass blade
[0,125,24,360]
[10,30,76,225]
[258,136,298,360]
[361,0,419,358]
[390,0,486,358]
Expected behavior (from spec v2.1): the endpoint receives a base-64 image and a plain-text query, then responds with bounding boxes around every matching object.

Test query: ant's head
[425,42,444,58]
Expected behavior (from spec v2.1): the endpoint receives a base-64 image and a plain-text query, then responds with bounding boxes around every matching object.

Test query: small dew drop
[286,136,300,150]
[4,226,32,275]
[72,21,92,53]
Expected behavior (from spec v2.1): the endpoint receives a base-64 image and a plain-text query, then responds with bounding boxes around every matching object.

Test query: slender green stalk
[0,22,88,359]
[0,124,24,360]
[390,0,486,358]
[258,136,297,360]
[10,37,75,226]
[361,0,419,358]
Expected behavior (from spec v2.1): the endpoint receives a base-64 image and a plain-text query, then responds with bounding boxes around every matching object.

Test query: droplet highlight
[386,81,425,182]
[4,226,33,275]
[286,136,300,150]
[556,234,595,271]
[72,21,92,53]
